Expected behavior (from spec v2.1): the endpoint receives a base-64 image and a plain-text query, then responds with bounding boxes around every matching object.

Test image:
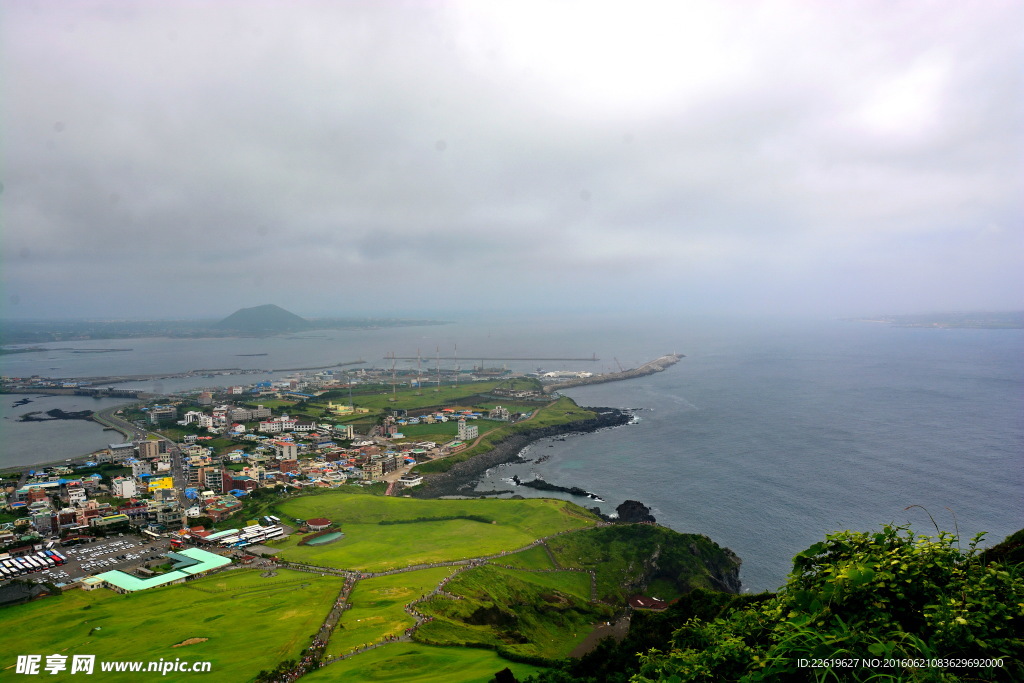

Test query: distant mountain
[212,304,312,333]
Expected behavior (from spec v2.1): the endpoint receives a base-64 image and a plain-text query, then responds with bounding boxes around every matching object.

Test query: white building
[457,419,478,441]
[258,420,283,433]
[183,411,214,428]
[112,477,137,498]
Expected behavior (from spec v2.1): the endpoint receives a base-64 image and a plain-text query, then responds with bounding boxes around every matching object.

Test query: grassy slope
[267,493,597,572]
[414,565,611,660]
[304,642,545,683]
[327,567,456,658]
[546,525,735,602]
[499,544,557,570]
[1,568,343,681]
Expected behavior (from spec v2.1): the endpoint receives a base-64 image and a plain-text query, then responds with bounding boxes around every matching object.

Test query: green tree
[633,525,1023,682]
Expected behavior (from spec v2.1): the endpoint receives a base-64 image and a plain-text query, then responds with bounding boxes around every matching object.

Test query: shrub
[633,524,1023,682]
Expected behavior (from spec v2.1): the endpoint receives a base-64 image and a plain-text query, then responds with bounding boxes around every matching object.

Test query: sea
[1,313,1021,592]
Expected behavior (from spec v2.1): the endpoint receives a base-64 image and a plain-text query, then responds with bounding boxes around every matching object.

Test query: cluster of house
[179,432,437,507]
[5,440,187,543]
[4,386,522,548]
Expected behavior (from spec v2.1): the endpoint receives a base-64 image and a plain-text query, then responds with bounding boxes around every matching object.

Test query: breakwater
[542,353,683,393]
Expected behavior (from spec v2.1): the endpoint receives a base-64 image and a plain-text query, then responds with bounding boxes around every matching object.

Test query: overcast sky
[2,0,1021,320]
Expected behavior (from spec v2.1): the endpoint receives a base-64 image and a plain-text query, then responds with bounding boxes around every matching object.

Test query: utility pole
[415,349,423,395]
[390,354,397,402]
[435,346,441,392]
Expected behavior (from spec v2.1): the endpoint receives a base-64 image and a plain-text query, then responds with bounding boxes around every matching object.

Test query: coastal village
[0,353,716,683]
[0,367,555,592]
[0,356,686,600]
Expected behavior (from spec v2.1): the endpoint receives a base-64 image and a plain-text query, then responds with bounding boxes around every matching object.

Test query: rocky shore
[18,408,95,422]
[410,407,632,499]
[510,475,604,501]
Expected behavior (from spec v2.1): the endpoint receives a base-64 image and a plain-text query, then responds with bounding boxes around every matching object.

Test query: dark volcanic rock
[19,409,94,422]
[616,500,656,524]
[510,475,602,500]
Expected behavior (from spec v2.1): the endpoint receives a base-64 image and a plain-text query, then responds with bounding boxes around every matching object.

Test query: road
[91,405,146,441]
[92,405,185,507]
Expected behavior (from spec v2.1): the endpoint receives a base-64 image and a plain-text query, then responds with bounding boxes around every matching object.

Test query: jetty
[541,354,683,393]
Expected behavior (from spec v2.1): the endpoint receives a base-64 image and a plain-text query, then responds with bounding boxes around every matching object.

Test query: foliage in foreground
[529,589,771,683]
[631,525,1023,682]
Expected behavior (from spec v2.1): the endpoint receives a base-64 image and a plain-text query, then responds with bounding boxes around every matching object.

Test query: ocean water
[0,394,140,468]
[2,315,1021,591]
[476,319,1024,591]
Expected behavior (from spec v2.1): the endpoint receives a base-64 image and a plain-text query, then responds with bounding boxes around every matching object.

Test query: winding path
[272,521,613,680]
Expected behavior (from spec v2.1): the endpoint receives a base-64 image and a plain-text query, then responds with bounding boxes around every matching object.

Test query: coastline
[410,407,633,499]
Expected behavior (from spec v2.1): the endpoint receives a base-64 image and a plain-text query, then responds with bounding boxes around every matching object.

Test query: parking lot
[38,536,172,585]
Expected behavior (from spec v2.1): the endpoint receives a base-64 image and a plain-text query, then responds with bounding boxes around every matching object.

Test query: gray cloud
[2,0,1021,319]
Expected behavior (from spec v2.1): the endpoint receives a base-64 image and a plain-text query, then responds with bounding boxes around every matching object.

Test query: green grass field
[314,378,542,417]
[331,381,507,412]
[304,642,545,683]
[266,494,597,572]
[392,420,462,438]
[499,544,557,570]
[0,568,344,681]
[326,567,455,658]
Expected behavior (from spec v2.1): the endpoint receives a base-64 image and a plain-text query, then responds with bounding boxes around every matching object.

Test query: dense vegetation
[529,525,1023,683]
[546,524,741,603]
